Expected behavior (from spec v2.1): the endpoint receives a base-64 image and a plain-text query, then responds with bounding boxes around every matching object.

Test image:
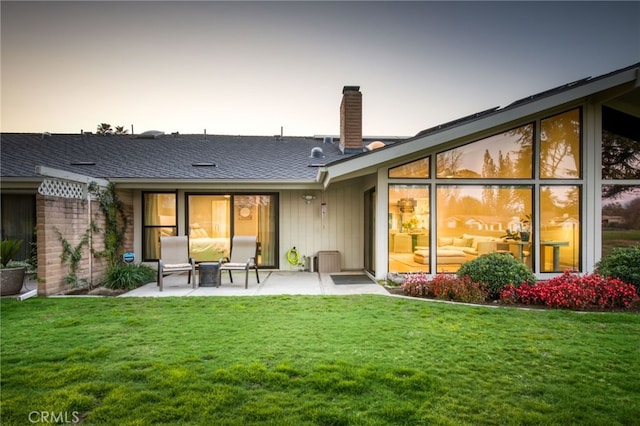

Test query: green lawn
[1,295,639,425]
[602,229,640,257]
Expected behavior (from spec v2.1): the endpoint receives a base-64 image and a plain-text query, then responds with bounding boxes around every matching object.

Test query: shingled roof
[0,133,355,182]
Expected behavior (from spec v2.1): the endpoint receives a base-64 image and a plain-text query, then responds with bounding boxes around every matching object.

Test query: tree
[481,149,497,178]
[96,123,113,135]
[96,123,128,135]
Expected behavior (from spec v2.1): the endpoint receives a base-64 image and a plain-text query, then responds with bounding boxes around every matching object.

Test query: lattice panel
[38,178,85,199]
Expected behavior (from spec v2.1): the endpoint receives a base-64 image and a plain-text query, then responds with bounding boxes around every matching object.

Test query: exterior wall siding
[279,181,364,271]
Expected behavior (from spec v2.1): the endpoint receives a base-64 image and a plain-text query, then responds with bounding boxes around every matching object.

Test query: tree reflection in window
[601,106,640,199]
[540,109,581,179]
[389,156,430,178]
[437,125,533,178]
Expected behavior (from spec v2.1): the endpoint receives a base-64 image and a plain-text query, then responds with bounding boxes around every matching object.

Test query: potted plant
[501,214,532,242]
[519,214,532,242]
[0,239,26,295]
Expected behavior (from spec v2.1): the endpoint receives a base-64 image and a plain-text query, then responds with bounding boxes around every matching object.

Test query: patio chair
[218,235,260,289]
[158,236,196,291]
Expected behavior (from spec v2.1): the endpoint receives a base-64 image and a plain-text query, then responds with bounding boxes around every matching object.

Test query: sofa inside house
[412,233,509,265]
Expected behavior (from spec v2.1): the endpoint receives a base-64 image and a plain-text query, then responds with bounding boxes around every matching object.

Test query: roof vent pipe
[310,147,325,158]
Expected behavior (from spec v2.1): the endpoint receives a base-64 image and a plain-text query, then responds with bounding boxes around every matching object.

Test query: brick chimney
[340,86,362,153]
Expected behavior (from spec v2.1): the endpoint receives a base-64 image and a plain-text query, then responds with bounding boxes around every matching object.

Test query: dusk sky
[1,1,638,137]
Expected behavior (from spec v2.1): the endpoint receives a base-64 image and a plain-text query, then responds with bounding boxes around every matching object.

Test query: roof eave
[110,178,324,191]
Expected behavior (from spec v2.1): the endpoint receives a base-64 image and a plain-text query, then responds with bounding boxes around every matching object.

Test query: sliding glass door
[187,194,278,267]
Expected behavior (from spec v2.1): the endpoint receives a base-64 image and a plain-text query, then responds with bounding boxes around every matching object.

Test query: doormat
[330,275,375,285]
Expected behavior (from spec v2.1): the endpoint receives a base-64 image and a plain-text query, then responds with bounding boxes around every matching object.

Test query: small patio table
[199,262,220,287]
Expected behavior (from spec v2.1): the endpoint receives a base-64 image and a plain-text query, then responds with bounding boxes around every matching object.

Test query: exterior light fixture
[302,194,316,204]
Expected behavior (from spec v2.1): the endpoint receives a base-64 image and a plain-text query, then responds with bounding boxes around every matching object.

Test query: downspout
[87,186,93,287]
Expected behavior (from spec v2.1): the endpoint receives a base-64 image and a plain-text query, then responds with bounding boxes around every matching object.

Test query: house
[1,63,639,295]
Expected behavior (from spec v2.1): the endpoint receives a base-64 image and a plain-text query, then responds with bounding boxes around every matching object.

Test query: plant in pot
[501,214,532,242]
[519,214,532,242]
[0,239,26,295]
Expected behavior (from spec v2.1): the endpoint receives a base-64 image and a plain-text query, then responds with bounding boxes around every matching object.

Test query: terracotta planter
[0,267,25,295]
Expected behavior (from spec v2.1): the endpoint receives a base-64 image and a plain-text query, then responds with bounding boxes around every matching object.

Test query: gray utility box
[317,251,341,273]
[199,262,219,287]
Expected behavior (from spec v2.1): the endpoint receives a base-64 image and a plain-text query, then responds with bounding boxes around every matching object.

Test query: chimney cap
[342,85,360,94]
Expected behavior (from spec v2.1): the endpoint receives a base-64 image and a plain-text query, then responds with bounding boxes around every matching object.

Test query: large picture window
[387,105,587,275]
[437,185,533,271]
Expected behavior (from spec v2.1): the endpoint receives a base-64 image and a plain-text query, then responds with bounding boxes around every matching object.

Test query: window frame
[141,191,178,261]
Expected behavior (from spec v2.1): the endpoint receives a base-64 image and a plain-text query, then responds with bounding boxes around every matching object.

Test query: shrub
[457,252,535,299]
[100,263,156,290]
[430,274,488,303]
[401,272,430,297]
[401,273,489,303]
[595,246,640,294]
[500,271,637,310]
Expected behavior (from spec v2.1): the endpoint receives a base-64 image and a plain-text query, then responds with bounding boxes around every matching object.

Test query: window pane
[437,185,533,272]
[602,185,640,257]
[143,227,175,260]
[602,106,640,180]
[540,109,581,178]
[234,195,277,267]
[436,125,533,178]
[388,185,430,273]
[188,195,230,262]
[144,193,176,226]
[389,156,430,178]
[142,193,176,261]
[540,186,580,272]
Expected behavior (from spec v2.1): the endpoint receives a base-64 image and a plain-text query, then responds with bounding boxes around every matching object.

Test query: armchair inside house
[218,235,260,289]
[158,236,196,291]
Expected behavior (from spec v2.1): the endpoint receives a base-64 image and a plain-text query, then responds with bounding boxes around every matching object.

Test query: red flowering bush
[500,271,637,310]
[401,273,488,303]
[430,274,488,303]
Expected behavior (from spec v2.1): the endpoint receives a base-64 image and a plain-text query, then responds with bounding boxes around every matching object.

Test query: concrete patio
[121,270,390,297]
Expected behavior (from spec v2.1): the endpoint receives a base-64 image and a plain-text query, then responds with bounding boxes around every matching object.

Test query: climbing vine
[54,226,95,288]
[89,181,128,267]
